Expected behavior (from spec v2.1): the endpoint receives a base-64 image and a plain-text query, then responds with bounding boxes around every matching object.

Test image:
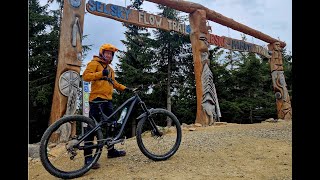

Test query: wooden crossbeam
[145,0,286,48]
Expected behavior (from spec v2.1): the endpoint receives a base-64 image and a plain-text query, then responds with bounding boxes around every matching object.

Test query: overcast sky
[39,0,292,70]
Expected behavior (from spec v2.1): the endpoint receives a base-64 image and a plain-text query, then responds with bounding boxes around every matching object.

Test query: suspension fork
[139,101,163,136]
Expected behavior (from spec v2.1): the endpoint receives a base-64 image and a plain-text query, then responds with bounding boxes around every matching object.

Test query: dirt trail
[28,120,292,180]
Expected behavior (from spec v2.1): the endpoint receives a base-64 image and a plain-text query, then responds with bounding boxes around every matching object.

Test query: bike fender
[136,108,155,120]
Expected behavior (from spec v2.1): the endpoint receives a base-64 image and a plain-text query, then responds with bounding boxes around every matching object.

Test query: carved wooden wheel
[59,70,80,97]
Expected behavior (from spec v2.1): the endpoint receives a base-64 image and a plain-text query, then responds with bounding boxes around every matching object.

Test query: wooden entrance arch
[50,0,291,137]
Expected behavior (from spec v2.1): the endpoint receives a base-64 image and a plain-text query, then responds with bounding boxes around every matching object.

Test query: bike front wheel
[136,108,182,161]
[39,115,103,179]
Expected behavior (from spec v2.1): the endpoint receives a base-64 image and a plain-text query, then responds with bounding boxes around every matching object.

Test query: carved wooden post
[268,42,292,120]
[189,10,220,126]
[49,0,85,142]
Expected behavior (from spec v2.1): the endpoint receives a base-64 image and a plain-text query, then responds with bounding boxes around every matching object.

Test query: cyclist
[82,43,131,169]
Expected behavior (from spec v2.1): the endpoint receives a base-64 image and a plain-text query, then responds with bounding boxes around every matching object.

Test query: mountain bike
[39,85,182,179]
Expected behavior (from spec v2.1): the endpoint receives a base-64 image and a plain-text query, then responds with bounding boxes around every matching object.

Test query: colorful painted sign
[82,81,90,117]
[86,0,270,58]
[208,34,271,58]
[86,0,191,35]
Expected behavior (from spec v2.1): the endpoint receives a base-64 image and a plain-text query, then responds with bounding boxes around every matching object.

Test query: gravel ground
[28,120,292,180]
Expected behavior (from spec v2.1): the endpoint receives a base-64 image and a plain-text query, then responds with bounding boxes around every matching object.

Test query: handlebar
[128,83,161,93]
[132,85,144,92]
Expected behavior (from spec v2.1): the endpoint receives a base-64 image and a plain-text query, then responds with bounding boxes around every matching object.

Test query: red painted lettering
[218,37,224,47]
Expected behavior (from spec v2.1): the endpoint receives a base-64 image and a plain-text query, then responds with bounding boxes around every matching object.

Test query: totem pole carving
[201,63,221,125]
[189,10,220,126]
[50,0,85,142]
[268,42,292,120]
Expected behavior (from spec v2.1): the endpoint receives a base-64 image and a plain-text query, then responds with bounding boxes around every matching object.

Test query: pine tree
[29,0,60,143]
[151,5,191,126]
[222,51,276,123]
[114,3,156,137]
[173,45,196,125]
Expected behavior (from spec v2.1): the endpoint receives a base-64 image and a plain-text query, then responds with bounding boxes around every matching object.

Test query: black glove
[124,87,134,93]
[102,69,109,76]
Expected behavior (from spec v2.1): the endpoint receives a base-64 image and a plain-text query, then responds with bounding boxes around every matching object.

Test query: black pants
[84,97,116,158]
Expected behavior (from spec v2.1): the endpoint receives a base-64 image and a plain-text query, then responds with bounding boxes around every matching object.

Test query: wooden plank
[208,34,271,58]
[86,0,190,35]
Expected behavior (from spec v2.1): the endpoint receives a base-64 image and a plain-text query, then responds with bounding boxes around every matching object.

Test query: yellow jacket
[82,56,126,101]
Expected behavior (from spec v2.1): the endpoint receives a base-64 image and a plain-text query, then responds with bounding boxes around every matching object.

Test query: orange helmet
[99,43,118,55]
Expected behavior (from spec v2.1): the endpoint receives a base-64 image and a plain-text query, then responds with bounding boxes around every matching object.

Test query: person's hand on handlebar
[124,87,134,93]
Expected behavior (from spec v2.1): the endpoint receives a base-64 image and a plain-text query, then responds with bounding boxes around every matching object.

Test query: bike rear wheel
[39,115,103,179]
[136,108,182,161]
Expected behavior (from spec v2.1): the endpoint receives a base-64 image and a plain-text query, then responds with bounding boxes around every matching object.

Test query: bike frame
[76,92,151,150]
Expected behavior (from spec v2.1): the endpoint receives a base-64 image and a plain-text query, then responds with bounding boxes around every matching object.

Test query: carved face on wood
[273,42,281,51]
[268,42,281,52]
